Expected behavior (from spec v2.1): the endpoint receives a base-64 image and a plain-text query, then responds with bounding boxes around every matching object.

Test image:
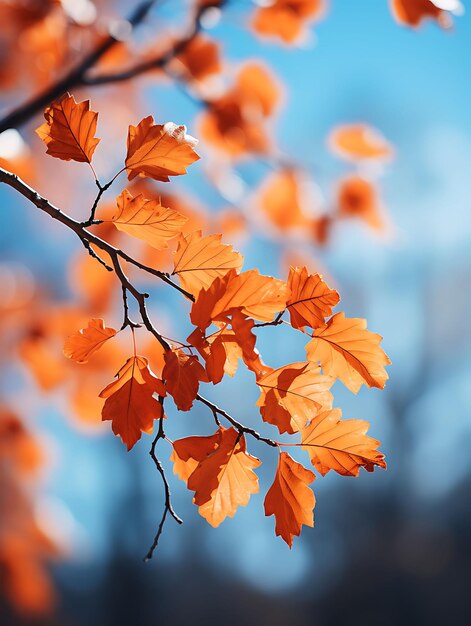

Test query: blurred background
[0,0,470,624]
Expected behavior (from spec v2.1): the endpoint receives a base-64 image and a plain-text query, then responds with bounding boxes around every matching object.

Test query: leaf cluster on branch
[0,92,390,556]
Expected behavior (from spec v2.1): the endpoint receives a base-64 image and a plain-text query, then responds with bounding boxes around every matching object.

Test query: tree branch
[196,394,279,448]
[0,0,159,133]
[144,398,183,562]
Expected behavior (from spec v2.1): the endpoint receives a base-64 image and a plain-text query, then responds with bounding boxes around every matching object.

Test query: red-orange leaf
[172,231,244,297]
[171,431,220,482]
[187,427,261,527]
[99,356,165,450]
[125,116,200,182]
[390,0,458,28]
[35,93,100,163]
[264,452,315,547]
[252,0,326,44]
[328,124,393,161]
[111,189,188,249]
[163,349,208,411]
[257,362,333,434]
[306,312,391,393]
[301,408,386,476]
[63,318,117,364]
[287,266,340,331]
[191,268,290,330]
[337,176,385,231]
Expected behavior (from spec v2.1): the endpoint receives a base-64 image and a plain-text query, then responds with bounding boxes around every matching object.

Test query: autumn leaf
[264,452,315,547]
[257,168,314,232]
[230,310,272,379]
[63,318,117,364]
[186,427,261,527]
[174,34,221,81]
[287,266,340,331]
[198,62,280,156]
[328,124,393,161]
[171,431,221,482]
[306,312,391,393]
[162,349,208,411]
[35,93,100,163]
[252,0,326,44]
[336,176,385,231]
[99,356,165,450]
[390,0,459,28]
[257,362,333,434]
[110,189,188,249]
[125,116,200,182]
[301,408,386,476]
[172,231,244,296]
[191,268,290,330]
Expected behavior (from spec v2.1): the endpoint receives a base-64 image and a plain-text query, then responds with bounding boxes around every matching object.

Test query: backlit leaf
[173,231,243,296]
[301,408,386,476]
[264,452,315,547]
[35,93,100,163]
[63,318,117,364]
[287,266,340,331]
[306,312,390,393]
[125,116,200,182]
[111,189,188,249]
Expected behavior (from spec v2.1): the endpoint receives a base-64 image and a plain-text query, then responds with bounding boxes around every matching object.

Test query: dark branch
[144,398,183,562]
[0,0,159,133]
[196,394,279,448]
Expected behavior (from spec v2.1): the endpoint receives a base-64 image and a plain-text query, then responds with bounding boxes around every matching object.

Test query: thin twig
[0,168,193,300]
[254,311,285,328]
[196,394,279,448]
[144,398,183,561]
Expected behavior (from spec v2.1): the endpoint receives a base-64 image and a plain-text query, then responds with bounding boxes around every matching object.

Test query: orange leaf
[257,362,333,434]
[174,34,221,81]
[287,266,340,331]
[63,318,117,364]
[328,124,393,161]
[35,93,100,163]
[163,349,208,411]
[111,189,188,249]
[186,427,261,527]
[264,452,315,547]
[173,231,244,296]
[390,0,456,28]
[171,431,221,482]
[125,116,200,182]
[191,268,290,330]
[337,176,385,231]
[258,168,314,231]
[252,0,326,44]
[301,408,386,476]
[306,312,391,393]
[99,356,165,450]
[230,310,272,379]
[198,62,280,156]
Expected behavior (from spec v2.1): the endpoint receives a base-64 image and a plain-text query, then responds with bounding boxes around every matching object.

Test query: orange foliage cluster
[30,94,390,548]
[0,406,59,614]
[1,0,459,614]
